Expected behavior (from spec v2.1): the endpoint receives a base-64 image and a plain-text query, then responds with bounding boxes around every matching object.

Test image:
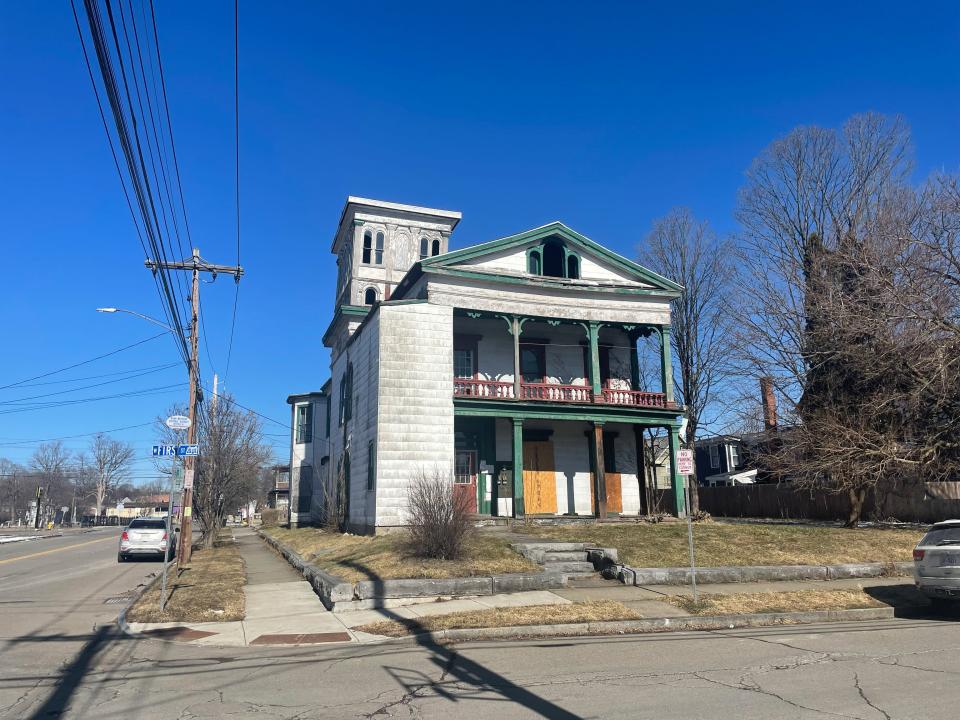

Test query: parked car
[118,518,178,562]
[913,520,960,606]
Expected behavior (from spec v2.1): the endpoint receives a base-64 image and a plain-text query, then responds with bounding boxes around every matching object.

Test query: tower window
[362,231,385,265]
[419,237,429,260]
[363,287,378,306]
[362,231,372,264]
[431,238,441,256]
[528,249,542,275]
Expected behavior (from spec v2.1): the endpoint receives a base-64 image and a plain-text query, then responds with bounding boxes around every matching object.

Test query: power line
[9,362,178,389]
[224,0,241,384]
[199,383,287,428]
[0,364,180,406]
[0,383,187,416]
[0,422,155,448]
[0,332,167,391]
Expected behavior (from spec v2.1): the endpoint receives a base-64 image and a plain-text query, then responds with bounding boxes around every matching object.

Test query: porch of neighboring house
[450,310,686,519]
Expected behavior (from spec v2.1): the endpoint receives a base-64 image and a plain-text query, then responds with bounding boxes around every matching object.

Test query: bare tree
[30,441,72,524]
[407,467,473,560]
[88,434,135,517]
[192,395,271,548]
[731,113,960,525]
[640,207,731,513]
[0,458,26,525]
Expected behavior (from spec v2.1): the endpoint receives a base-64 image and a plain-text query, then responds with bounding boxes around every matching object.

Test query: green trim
[668,426,685,518]
[321,304,371,347]
[588,321,601,395]
[512,418,524,517]
[659,325,675,403]
[428,266,682,297]
[454,399,683,425]
[420,222,683,292]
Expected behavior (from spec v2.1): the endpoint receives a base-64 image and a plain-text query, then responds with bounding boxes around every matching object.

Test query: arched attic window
[363,287,378,306]
[542,238,565,278]
[431,238,441,256]
[527,238,581,279]
[419,237,429,260]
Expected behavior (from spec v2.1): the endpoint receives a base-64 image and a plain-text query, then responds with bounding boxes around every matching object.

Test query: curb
[257,528,571,611]
[370,606,898,644]
[117,562,170,639]
[605,561,912,586]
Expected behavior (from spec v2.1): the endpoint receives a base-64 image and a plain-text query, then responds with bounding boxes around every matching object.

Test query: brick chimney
[760,377,777,431]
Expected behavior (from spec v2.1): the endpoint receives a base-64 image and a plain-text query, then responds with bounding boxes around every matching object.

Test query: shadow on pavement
[340,559,582,719]
[862,582,960,620]
[27,625,113,720]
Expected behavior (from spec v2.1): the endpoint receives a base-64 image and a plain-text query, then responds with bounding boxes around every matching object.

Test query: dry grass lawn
[262,527,537,583]
[670,589,887,616]
[355,600,641,637]
[127,531,245,623]
[525,522,918,568]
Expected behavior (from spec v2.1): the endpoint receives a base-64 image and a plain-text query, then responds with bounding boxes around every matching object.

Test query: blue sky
[1,2,958,478]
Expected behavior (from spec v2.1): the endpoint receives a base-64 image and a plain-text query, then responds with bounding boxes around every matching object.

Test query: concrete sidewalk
[124,529,918,646]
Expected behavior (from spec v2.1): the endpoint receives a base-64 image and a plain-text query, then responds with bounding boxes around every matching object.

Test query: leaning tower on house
[287,197,685,532]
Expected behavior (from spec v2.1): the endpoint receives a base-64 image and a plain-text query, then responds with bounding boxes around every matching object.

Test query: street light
[96,307,178,334]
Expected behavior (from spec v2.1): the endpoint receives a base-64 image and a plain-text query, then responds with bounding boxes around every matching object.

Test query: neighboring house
[287,388,331,527]
[103,495,170,520]
[266,464,291,513]
[694,435,757,487]
[290,196,687,533]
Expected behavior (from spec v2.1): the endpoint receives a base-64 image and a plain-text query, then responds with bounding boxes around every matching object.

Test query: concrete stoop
[258,530,587,612]
[511,542,616,577]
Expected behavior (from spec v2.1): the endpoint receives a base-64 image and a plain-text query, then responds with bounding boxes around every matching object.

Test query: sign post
[676,448,698,604]
[159,415,191,612]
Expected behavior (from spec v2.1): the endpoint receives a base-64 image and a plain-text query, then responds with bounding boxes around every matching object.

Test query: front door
[603,433,623,513]
[454,450,478,513]
[523,441,557,515]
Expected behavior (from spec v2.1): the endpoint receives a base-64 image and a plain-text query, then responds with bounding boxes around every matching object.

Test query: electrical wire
[0,332,168,391]
[0,364,180,405]
[0,422,155,448]
[0,383,187,416]
[223,0,240,384]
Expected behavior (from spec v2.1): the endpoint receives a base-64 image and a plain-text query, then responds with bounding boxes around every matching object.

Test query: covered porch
[453,409,687,520]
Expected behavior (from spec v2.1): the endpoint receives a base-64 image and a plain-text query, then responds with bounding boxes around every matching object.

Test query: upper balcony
[451,311,678,412]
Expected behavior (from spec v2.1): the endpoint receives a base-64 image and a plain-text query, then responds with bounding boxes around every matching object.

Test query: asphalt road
[3,534,960,719]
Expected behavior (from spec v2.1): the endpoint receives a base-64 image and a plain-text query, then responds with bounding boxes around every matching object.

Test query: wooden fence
[696,483,960,524]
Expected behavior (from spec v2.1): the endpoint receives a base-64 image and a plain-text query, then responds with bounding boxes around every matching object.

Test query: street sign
[177,444,199,457]
[676,449,694,475]
[152,445,177,457]
[165,415,191,431]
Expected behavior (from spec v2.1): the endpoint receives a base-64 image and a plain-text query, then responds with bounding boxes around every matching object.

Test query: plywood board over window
[523,441,557,514]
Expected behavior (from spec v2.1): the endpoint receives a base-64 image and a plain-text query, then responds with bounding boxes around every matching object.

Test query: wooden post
[592,422,607,519]
[634,425,648,516]
[588,321,601,397]
[660,325,674,404]
[512,418,524,517]
[667,424,685,517]
[512,316,521,400]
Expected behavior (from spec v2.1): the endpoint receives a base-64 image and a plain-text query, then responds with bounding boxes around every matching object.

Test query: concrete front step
[539,561,595,573]
[542,551,590,562]
[511,542,589,553]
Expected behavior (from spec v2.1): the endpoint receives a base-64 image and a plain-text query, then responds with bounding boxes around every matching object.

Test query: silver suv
[913,520,960,607]
[118,517,177,562]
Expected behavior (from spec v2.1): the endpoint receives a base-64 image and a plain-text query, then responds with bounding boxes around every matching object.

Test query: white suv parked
[913,520,960,607]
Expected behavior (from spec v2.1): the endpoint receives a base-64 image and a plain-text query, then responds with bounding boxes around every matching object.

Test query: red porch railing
[453,379,670,409]
[520,382,593,403]
[453,378,515,399]
[600,388,669,408]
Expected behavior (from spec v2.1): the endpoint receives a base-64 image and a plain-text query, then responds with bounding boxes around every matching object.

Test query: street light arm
[96,307,177,333]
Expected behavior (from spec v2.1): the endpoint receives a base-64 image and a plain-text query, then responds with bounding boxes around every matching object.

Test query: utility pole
[146,248,242,564]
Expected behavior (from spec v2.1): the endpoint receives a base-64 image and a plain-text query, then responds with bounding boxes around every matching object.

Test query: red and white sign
[183,467,195,490]
[676,449,694,475]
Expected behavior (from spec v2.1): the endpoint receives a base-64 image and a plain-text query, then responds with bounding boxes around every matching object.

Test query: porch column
[659,325,674,404]
[512,316,521,400]
[512,418,524,517]
[667,424,685,518]
[633,425,648,515]
[591,422,607,519]
[629,330,641,391]
[588,321,601,397]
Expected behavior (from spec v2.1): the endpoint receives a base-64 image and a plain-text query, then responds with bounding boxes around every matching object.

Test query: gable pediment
[419,222,682,294]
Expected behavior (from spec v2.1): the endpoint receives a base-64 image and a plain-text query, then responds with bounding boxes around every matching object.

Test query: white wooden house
[289,197,686,532]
